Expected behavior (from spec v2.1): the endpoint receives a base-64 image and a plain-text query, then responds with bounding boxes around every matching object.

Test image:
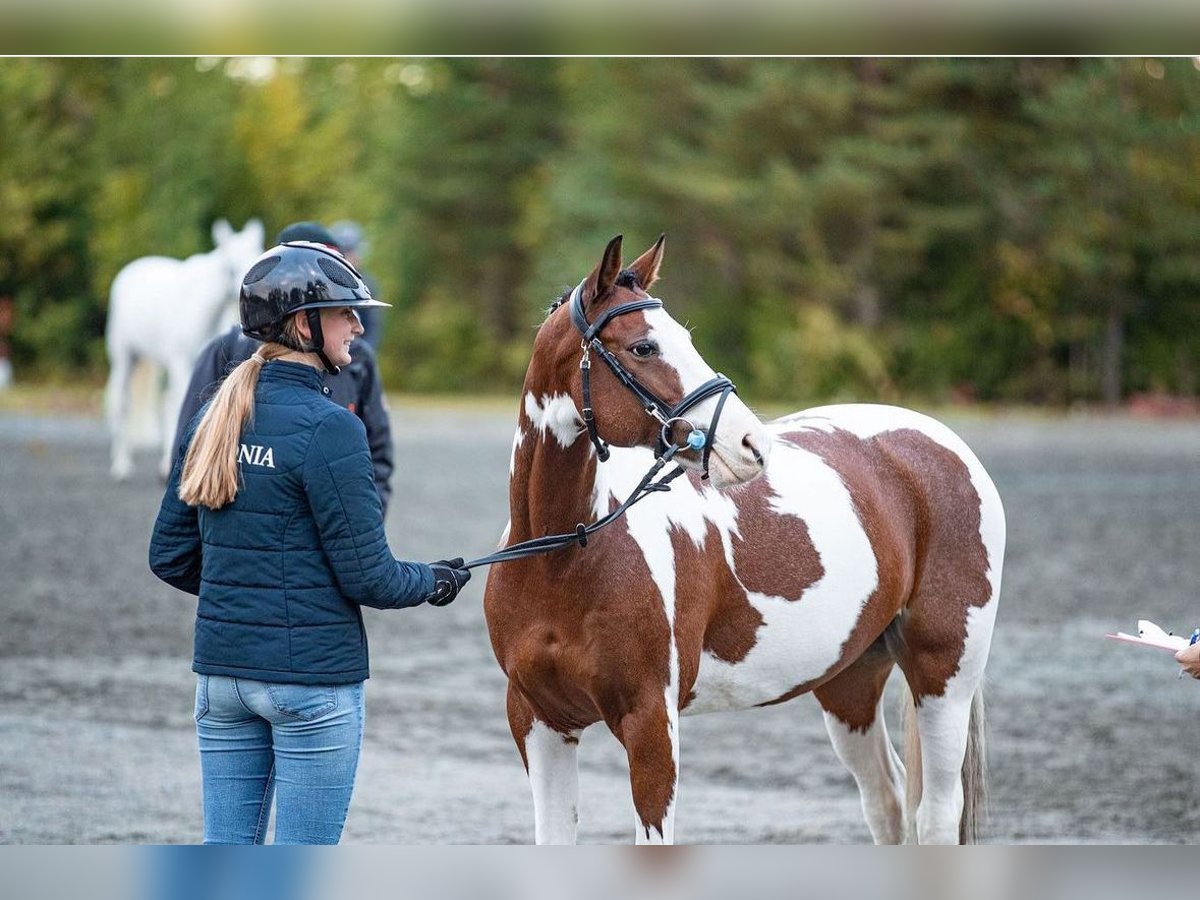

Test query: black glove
[427,558,471,607]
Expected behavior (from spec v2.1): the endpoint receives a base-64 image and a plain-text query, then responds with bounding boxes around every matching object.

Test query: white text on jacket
[238,443,276,469]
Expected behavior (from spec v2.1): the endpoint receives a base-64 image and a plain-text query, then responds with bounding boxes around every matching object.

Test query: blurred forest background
[2,56,1199,407]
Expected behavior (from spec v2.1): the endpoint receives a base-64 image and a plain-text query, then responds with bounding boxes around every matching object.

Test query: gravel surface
[2,403,1199,843]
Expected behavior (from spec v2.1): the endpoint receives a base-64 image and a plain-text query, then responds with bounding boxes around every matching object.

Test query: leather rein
[463,280,736,571]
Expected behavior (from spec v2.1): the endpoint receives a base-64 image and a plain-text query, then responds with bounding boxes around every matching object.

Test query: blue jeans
[194,674,364,844]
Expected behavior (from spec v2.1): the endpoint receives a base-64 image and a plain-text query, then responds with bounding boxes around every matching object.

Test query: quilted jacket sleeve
[149,423,203,595]
[303,410,434,609]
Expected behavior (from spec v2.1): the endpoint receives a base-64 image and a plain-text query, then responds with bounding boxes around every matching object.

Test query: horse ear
[628,234,665,291]
[581,234,623,306]
[211,218,233,245]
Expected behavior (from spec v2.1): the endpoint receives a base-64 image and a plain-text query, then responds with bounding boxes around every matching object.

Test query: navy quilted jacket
[149,360,434,685]
[170,325,395,516]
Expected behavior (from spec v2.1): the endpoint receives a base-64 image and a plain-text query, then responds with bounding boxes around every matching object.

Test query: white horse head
[104,217,265,480]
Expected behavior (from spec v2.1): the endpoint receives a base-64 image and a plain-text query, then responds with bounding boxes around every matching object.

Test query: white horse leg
[524,720,581,845]
[159,356,193,479]
[105,346,134,481]
[814,646,906,843]
[911,691,974,844]
[907,597,998,844]
[821,700,907,844]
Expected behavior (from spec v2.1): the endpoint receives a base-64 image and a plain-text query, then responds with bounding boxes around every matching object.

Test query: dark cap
[275,221,339,249]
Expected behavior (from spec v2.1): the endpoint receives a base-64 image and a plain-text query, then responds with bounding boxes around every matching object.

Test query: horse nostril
[743,435,764,467]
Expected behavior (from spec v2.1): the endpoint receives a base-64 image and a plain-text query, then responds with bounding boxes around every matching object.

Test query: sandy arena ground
[2,400,1199,843]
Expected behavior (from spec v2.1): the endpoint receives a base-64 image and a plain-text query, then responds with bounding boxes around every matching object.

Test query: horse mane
[546,269,643,317]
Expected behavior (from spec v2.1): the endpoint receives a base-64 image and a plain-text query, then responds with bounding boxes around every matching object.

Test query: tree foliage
[2,57,1198,405]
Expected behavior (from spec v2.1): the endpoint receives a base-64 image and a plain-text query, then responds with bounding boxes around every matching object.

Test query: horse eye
[630,341,659,359]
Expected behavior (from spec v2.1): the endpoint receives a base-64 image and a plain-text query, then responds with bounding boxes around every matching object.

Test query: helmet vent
[243,256,281,285]
[318,256,358,288]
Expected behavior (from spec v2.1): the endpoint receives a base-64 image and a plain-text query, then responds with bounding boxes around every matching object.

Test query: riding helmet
[239,241,390,344]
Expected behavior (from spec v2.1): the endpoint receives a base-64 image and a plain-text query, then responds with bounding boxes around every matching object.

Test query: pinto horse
[104,217,264,480]
[483,235,1005,844]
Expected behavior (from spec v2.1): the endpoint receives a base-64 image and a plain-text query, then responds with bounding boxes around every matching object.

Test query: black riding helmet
[239,241,390,374]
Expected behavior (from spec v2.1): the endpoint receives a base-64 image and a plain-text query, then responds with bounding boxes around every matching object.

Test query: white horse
[104,218,264,480]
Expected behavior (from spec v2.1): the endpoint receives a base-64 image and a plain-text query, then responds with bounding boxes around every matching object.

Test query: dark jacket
[150,360,434,685]
[172,325,394,515]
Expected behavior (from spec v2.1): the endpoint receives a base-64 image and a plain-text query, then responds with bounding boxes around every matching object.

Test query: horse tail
[899,683,987,844]
[959,686,988,844]
[900,682,920,843]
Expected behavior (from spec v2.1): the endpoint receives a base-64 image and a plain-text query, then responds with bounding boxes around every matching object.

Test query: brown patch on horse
[873,430,993,701]
[670,479,826,709]
[812,635,897,732]
[614,699,677,840]
[757,427,921,710]
[668,519,760,708]
[506,682,536,771]
[730,478,825,601]
[762,426,991,716]
[489,503,674,736]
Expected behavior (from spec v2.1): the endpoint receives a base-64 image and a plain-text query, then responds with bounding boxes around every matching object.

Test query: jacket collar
[259,359,326,392]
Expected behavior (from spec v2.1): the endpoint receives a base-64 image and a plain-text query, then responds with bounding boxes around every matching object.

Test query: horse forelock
[546,270,646,318]
[614,269,642,291]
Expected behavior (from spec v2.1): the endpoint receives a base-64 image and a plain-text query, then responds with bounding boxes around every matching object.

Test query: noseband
[566,280,736,480]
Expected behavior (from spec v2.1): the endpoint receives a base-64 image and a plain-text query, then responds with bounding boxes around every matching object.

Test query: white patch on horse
[643,306,771,483]
[524,721,581,845]
[644,306,713,396]
[524,392,583,450]
[510,425,526,476]
[689,437,880,713]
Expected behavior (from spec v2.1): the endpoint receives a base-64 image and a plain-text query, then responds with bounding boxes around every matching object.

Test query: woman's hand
[1175,642,1200,679]
[427,558,471,606]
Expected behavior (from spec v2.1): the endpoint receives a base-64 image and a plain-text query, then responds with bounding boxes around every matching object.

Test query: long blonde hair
[178,321,304,509]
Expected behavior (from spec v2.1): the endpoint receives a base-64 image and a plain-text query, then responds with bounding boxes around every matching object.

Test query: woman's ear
[294,310,312,342]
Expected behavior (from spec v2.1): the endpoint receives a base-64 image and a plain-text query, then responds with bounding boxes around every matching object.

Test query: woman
[149,241,470,844]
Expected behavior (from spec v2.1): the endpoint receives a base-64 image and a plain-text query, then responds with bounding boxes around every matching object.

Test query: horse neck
[189,252,238,332]
[508,388,600,545]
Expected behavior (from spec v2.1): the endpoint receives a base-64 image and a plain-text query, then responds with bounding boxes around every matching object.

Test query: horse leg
[814,641,907,844]
[613,699,678,845]
[159,356,192,480]
[507,685,580,845]
[898,600,998,844]
[105,345,134,481]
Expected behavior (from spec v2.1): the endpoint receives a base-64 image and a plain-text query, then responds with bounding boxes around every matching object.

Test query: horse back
[681,403,1003,712]
[106,253,228,358]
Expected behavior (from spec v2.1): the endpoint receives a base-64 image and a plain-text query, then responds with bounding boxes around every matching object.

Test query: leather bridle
[566,279,736,481]
[459,279,739,572]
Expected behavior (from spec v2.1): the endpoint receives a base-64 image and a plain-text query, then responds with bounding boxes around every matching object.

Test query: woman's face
[319,306,364,367]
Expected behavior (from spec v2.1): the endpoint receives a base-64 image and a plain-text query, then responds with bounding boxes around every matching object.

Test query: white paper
[1105,619,1190,653]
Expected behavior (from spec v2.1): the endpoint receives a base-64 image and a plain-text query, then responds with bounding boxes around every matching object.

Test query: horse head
[537,234,770,489]
[211,218,266,294]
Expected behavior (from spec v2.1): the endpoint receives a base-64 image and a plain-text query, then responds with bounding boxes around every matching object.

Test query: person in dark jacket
[330,220,384,349]
[149,241,470,845]
[172,221,394,515]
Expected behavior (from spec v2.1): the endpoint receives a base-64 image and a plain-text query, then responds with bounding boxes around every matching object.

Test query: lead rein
[460,443,688,571]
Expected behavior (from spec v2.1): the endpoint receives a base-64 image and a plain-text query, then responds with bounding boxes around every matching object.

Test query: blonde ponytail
[178,335,297,509]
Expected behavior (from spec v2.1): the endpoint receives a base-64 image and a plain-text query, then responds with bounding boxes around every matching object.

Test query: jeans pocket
[194,675,210,722]
[265,683,338,721]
